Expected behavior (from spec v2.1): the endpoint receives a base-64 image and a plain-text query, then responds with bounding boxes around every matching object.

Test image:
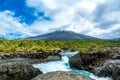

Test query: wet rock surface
[69,52,114,71]
[0,50,62,80]
[69,47,120,80]
[0,63,42,80]
[0,47,120,80]
[69,47,120,70]
[32,71,94,80]
[94,60,120,80]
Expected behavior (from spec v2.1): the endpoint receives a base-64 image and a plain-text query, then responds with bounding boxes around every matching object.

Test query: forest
[0,37,120,53]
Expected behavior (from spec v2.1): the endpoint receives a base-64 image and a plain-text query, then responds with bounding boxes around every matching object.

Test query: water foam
[33,52,112,80]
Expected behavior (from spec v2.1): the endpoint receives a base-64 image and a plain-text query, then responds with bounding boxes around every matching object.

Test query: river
[33,51,112,80]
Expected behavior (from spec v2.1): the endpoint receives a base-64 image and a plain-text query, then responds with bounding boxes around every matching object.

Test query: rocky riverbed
[0,50,62,80]
[0,50,61,60]
[0,47,120,80]
[69,47,120,80]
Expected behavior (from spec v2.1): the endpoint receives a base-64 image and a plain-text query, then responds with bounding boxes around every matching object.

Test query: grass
[0,39,120,53]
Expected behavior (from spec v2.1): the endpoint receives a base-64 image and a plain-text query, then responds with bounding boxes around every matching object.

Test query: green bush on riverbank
[0,39,120,53]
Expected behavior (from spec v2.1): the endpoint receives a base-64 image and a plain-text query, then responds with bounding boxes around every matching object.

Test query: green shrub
[0,40,119,53]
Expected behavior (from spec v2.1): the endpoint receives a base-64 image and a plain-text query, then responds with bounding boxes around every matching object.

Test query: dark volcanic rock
[0,50,62,80]
[0,58,42,65]
[69,47,120,80]
[94,60,120,80]
[0,63,42,80]
[69,52,114,71]
[32,71,94,80]
[0,50,61,62]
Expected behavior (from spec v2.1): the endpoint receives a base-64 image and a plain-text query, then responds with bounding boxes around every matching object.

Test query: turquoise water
[33,52,112,80]
[71,68,90,76]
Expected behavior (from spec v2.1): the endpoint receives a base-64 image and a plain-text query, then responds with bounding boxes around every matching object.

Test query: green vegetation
[0,39,120,53]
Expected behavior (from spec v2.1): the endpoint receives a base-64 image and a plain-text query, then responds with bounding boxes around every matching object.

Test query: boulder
[0,63,42,80]
[69,52,114,71]
[32,71,94,80]
[94,60,120,80]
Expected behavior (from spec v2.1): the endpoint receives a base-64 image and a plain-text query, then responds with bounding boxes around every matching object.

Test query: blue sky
[0,0,120,39]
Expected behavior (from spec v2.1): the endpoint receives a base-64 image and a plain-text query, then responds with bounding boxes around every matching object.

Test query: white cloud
[102,11,120,23]
[26,0,99,31]
[27,0,120,39]
[0,10,34,39]
[0,0,120,39]
[87,24,120,39]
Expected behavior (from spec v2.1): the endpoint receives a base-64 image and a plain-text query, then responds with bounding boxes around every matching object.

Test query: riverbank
[0,49,62,80]
[69,47,120,80]
[32,51,112,80]
[0,50,61,61]
[0,46,120,80]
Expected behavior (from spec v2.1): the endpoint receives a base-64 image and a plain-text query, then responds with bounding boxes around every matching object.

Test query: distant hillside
[112,38,120,40]
[25,31,99,40]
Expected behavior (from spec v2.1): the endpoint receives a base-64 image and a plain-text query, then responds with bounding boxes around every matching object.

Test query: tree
[0,36,6,44]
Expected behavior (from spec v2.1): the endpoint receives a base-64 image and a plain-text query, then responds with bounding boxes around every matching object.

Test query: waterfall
[33,51,112,80]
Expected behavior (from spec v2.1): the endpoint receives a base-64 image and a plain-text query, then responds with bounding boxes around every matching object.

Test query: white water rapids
[33,51,112,80]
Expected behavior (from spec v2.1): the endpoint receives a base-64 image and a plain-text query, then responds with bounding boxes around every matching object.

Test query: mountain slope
[25,31,99,40]
[111,38,120,40]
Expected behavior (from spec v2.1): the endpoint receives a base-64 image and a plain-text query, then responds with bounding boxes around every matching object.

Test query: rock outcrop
[0,50,61,62]
[94,60,120,80]
[69,47,120,80]
[0,58,43,65]
[69,52,114,71]
[32,71,94,80]
[0,63,42,80]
